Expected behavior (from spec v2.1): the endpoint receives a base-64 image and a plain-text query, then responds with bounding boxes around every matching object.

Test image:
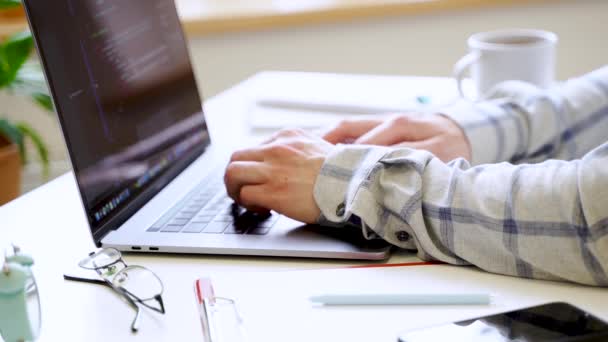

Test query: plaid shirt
[314,66,608,286]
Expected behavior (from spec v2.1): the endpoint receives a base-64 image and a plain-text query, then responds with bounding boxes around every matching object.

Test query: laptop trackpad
[271,217,392,259]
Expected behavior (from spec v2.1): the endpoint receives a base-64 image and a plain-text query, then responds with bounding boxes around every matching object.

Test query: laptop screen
[24,0,210,242]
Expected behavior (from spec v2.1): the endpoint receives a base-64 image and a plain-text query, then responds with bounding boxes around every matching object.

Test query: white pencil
[309,293,491,306]
[257,99,422,115]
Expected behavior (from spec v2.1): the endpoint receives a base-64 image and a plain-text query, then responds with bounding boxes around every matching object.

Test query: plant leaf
[0,31,34,88]
[31,93,54,111]
[11,62,54,112]
[0,117,25,162]
[15,121,49,177]
[0,0,21,10]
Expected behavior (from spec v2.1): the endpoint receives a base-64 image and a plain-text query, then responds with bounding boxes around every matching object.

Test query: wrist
[439,100,499,165]
[437,114,473,162]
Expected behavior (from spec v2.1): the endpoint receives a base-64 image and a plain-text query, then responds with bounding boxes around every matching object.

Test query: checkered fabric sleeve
[313,66,608,286]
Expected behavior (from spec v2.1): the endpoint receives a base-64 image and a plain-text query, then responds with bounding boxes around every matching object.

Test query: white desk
[1,72,607,342]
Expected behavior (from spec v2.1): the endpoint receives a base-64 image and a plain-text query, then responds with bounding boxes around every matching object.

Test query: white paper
[247,72,463,130]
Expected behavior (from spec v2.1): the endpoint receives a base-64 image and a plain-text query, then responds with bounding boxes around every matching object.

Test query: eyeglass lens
[78,248,122,270]
[112,265,163,301]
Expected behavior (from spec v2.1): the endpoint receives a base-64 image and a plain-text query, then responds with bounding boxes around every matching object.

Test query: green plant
[0,0,53,176]
[0,0,20,9]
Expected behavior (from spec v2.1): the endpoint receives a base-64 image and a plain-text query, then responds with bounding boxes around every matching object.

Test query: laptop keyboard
[146,172,279,235]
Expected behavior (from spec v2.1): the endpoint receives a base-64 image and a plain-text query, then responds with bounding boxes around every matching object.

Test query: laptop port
[149,247,160,251]
[131,246,142,250]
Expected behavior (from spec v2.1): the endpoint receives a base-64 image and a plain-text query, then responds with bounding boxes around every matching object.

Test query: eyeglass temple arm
[130,305,142,333]
[63,274,107,286]
[157,295,166,314]
[115,287,142,333]
[136,294,165,315]
[119,288,166,315]
[64,274,142,332]
[65,274,166,315]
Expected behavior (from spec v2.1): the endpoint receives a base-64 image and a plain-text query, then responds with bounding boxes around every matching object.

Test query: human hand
[323,113,472,162]
[224,129,332,223]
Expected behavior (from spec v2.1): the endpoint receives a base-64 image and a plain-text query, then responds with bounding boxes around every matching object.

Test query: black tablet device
[398,302,608,342]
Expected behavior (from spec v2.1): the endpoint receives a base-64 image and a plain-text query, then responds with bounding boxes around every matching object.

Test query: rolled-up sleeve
[313,66,608,286]
[442,66,608,165]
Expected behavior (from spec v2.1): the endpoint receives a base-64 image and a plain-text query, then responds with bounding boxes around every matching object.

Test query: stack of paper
[247,72,463,130]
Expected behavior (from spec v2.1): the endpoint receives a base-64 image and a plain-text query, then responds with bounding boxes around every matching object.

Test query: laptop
[23,0,390,260]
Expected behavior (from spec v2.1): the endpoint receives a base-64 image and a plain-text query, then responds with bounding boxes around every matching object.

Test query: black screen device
[22,0,209,244]
[398,302,608,342]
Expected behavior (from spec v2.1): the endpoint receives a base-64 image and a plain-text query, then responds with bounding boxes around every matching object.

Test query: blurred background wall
[189,0,607,97]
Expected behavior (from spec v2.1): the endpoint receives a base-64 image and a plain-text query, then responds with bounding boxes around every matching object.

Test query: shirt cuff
[439,98,524,165]
[313,144,388,223]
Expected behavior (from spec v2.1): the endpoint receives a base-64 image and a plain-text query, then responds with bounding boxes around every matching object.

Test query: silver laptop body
[24,0,390,260]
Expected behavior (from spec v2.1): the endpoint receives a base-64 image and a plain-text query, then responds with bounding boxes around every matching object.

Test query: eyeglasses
[64,248,166,332]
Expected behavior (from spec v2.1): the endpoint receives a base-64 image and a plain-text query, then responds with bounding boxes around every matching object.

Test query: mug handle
[453,51,480,100]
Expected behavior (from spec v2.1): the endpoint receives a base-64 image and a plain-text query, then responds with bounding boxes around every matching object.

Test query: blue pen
[309,293,490,306]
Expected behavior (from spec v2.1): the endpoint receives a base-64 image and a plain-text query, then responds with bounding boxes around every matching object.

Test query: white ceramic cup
[454,29,558,99]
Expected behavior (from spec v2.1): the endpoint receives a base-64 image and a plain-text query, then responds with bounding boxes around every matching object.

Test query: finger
[239,184,276,212]
[232,132,301,162]
[230,147,266,162]
[355,115,436,146]
[262,128,308,145]
[322,119,382,144]
[354,119,407,146]
[224,161,268,202]
[244,205,271,215]
[391,140,430,150]
[261,131,283,145]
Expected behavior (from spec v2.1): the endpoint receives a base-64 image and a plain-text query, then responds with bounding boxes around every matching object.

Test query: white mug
[454,29,558,99]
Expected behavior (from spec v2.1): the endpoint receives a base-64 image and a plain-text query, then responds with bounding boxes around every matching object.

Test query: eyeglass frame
[63,248,166,332]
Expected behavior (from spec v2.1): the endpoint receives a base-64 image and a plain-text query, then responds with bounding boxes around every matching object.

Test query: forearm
[442,65,608,164]
[314,143,608,286]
